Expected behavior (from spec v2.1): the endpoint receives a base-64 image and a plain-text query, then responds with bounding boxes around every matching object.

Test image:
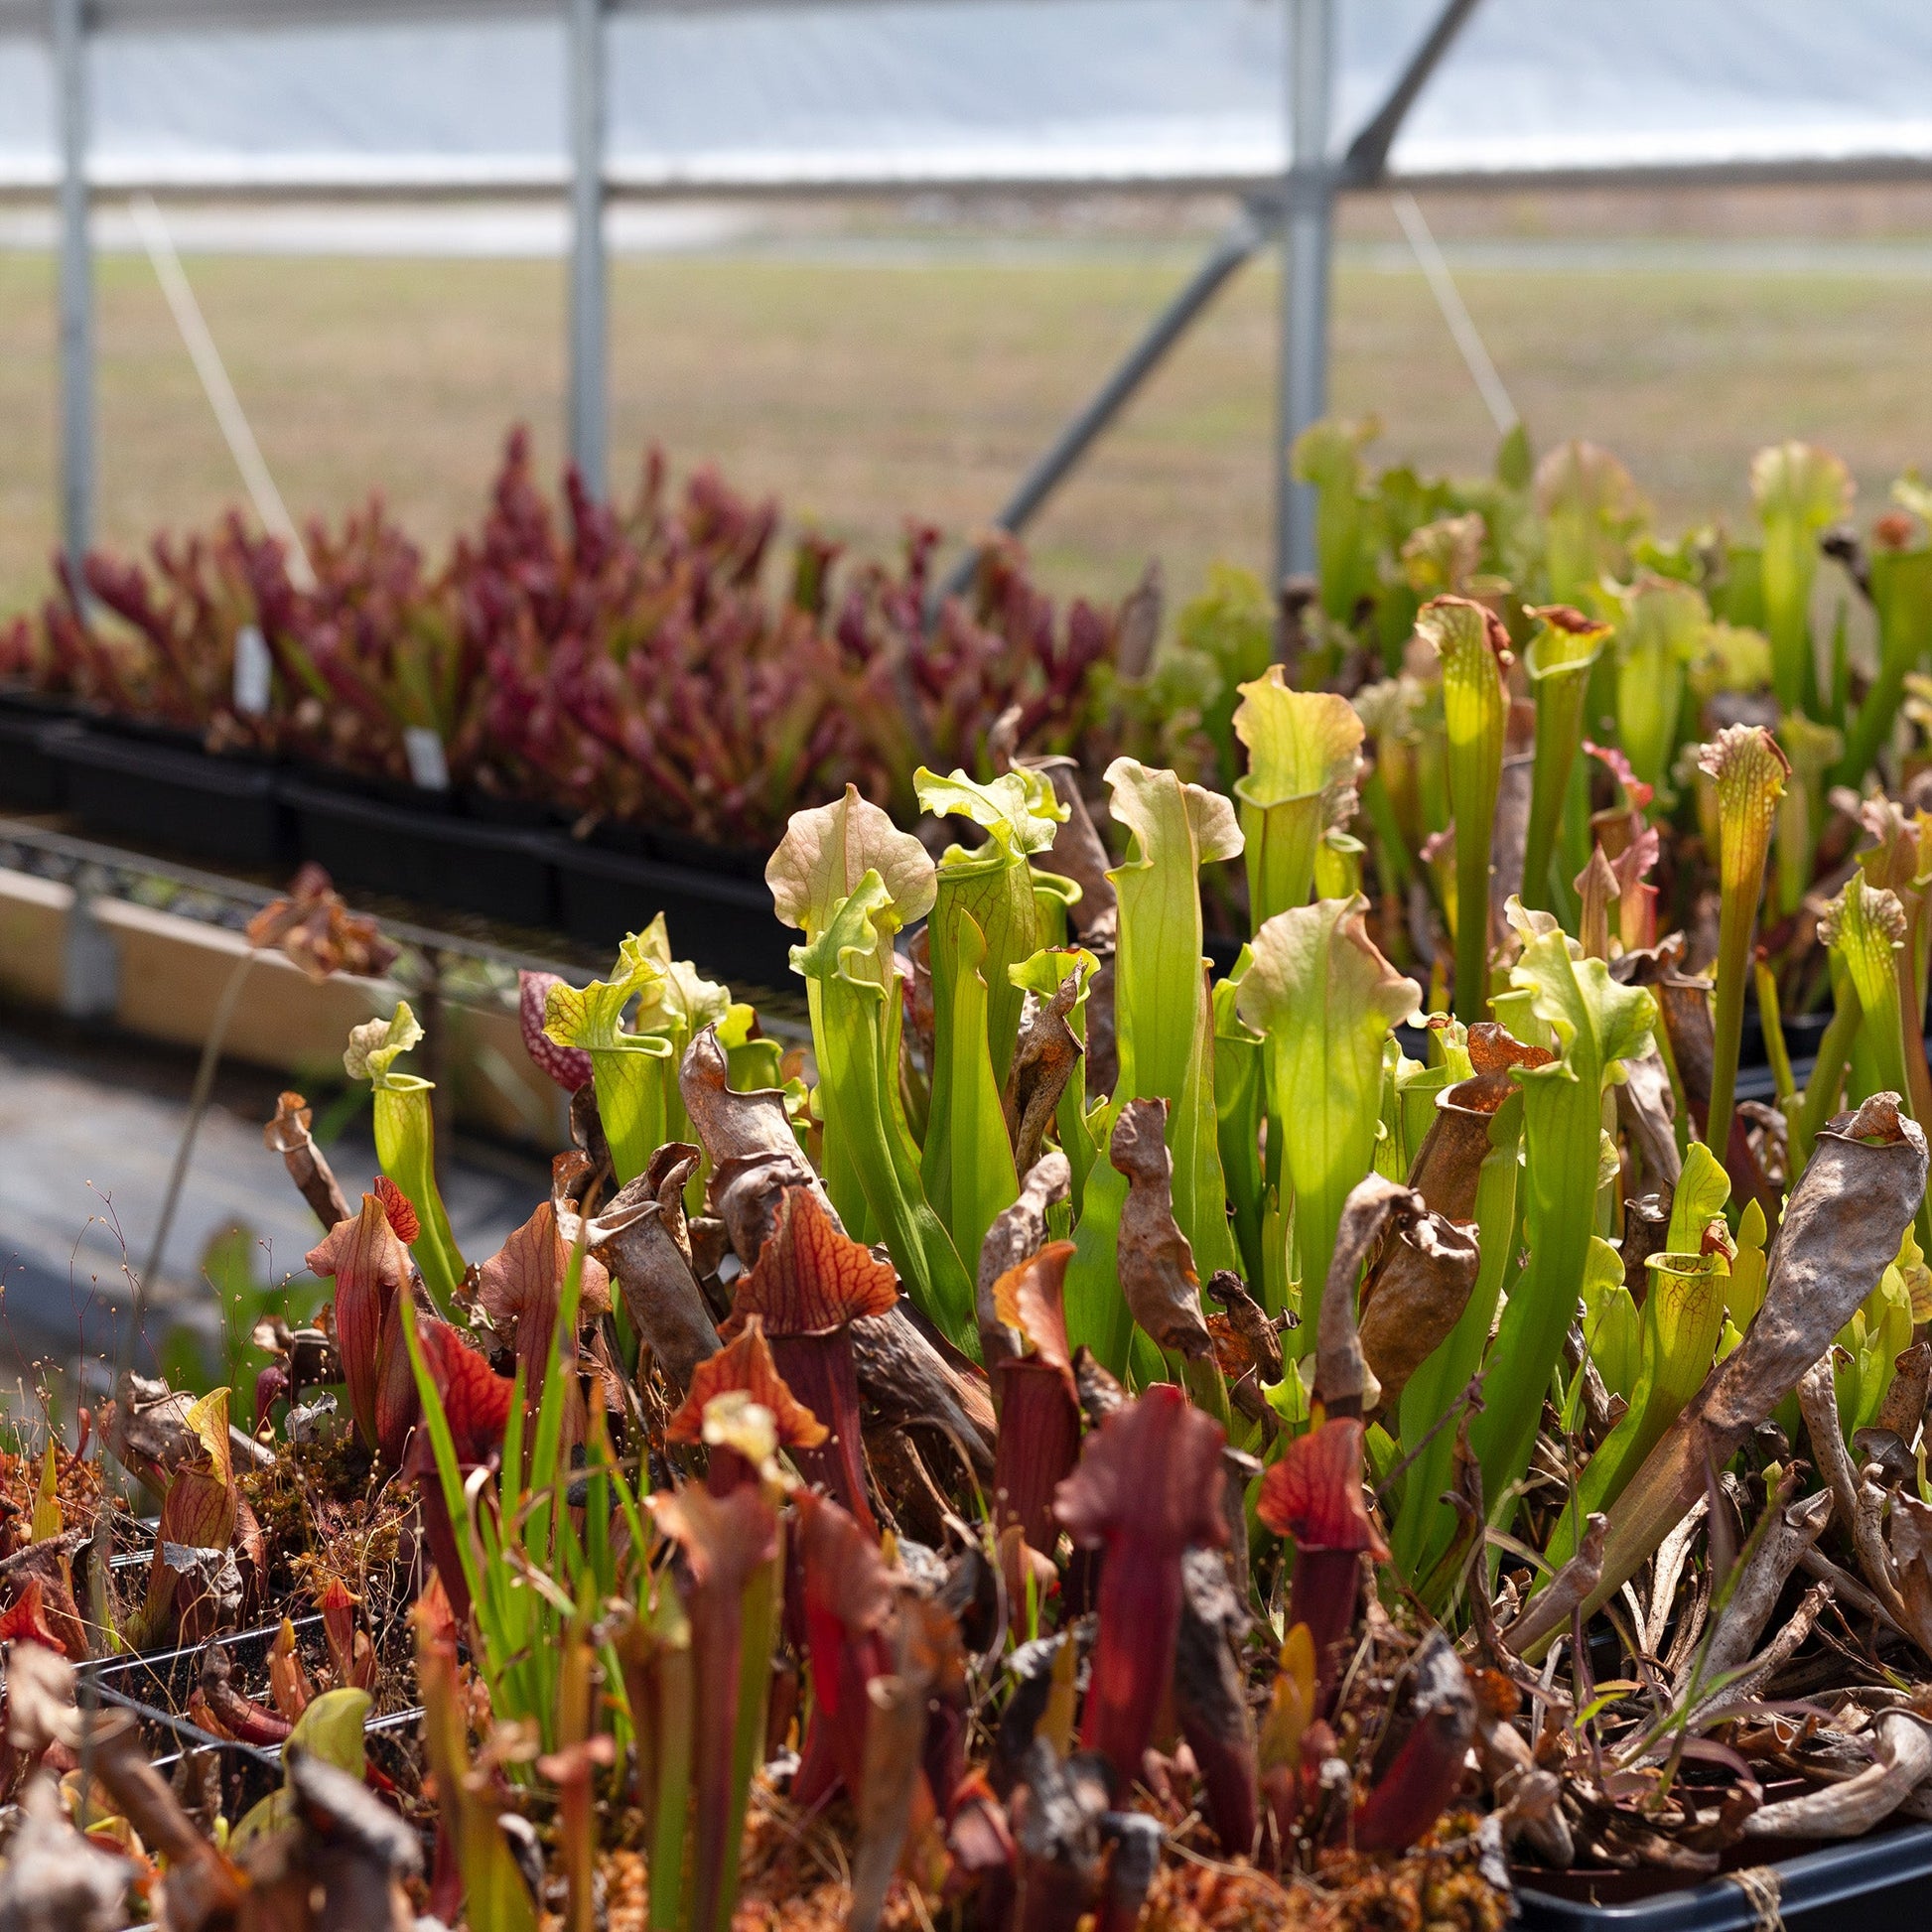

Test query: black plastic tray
[103,1689,425,1824]
[0,696,1863,1042]
[281,774,555,929]
[77,1614,424,1816]
[0,698,82,812]
[61,730,287,867]
[1517,1826,1932,1931]
[552,832,792,985]
[91,1679,288,1815]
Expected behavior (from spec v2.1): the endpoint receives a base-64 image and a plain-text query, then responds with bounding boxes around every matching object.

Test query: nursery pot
[281,773,556,930]
[1517,1825,1932,1932]
[551,829,793,988]
[76,1612,425,1817]
[0,691,82,812]
[60,726,288,867]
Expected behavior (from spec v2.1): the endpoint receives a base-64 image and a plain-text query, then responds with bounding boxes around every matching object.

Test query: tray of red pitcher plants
[10,519,1932,1928]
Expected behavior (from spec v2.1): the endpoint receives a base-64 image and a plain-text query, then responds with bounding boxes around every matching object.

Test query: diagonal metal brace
[927,197,1270,618]
[930,0,1486,623]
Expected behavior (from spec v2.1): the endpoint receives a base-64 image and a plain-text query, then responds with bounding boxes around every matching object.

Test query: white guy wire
[128,191,317,590]
[1390,190,1519,438]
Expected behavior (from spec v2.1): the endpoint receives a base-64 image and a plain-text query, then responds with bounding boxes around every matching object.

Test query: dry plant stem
[1877,1340,1932,1440]
[1742,1710,1932,1840]
[1569,1096,1926,1635]
[848,1670,927,1932]
[1473,1703,1574,1866]
[1564,1324,1616,1445]
[1686,1580,1834,1730]
[1314,1173,1425,1416]
[1645,1498,1708,1656]
[976,1152,1071,1346]
[1679,1484,1833,1696]
[1797,1545,1909,1638]
[266,1090,352,1228]
[1357,1206,1481,1416]
[1796,1357,1916,1632]
[590,1180,720,1397]
[1660,1565,1713,1685]
[1497,1516,1606,1659]
[70,1706,242,1920]
[1618,1048,1683,1192]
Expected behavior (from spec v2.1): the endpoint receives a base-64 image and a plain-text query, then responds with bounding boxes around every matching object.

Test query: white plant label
[232,623,272,717]
[404,725,451,792]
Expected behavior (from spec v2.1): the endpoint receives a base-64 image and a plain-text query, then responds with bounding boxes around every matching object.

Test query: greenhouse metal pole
[55,0,92,575]
[1276,0,1335,588]
[567,0,608,495]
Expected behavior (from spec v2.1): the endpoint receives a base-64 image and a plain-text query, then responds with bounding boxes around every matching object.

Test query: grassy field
[4,207,1932,617]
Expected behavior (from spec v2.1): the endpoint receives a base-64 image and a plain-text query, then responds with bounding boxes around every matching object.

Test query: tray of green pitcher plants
[8,483,1932,1929]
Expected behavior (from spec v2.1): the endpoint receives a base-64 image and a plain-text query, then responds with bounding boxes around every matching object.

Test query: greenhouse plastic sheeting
[1,0,1930,193]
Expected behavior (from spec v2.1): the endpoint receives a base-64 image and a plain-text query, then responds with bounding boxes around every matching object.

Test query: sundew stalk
[1418,596,1512,1024]
[1698,726,1789,1167]
[1521,606,1610,912]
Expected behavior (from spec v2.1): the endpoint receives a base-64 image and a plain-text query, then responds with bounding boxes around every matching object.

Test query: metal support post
[55,0,92,577]
[1276,0,1336,587]
[567,0,608,495]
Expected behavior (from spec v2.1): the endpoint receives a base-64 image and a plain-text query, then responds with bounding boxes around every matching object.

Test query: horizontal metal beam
[5,149,1932,206]
[1385,152,1932,195]
[0,0,1057,34]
